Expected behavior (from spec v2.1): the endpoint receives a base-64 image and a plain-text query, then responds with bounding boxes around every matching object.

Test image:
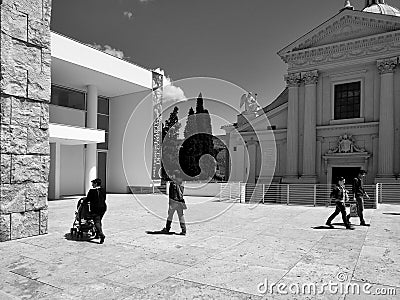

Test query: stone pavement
[0,194,399,299]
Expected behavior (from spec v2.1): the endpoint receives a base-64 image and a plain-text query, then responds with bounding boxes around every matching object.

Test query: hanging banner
[151,71,163,185]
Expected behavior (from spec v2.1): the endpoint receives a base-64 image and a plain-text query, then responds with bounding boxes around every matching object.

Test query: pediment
[279,9,400,56]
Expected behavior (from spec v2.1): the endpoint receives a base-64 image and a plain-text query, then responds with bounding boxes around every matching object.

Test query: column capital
[302,70,319,85]
[377,57,398,74]
[284,72,301,87]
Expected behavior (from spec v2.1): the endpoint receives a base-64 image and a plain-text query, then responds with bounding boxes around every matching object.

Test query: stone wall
[0,0,51,241]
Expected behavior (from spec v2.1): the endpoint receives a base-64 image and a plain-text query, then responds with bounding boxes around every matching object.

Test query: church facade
[224,1,400,185]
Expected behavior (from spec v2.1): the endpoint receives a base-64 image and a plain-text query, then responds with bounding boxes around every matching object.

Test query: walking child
[161,171,187,235]
[326,176,353,230]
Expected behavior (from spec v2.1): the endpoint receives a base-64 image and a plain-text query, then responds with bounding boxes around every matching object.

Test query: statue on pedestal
[240,92,261,115]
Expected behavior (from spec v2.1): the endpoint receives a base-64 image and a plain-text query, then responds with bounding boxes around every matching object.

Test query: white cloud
[88,43,125,59]
[123,11,133,19]
[163,85,186,104]
[90,43,102,51]
[103,45,125,59]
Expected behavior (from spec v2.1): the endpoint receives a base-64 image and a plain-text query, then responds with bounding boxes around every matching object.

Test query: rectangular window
[334,81,361,120]
[97,114,109,131]
[98,97,109,115]
[51,85,86,110]
[97,97,109,150]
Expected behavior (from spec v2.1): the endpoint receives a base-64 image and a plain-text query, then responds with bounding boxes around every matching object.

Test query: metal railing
[136,182,400,205]
[376,183,400,204]
[218,183,386,208]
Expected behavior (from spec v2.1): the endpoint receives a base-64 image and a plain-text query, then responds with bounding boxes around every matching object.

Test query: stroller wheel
[70,228,74,236]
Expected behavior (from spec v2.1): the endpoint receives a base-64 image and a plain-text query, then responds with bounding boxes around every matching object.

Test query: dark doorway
[331,167,360,187]
[97,152,107,192]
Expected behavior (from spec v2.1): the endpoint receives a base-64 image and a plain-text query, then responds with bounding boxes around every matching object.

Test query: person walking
[84,178,107,243]
[161,171,187,235]
[326,177,353,230]
[347,169,370,226]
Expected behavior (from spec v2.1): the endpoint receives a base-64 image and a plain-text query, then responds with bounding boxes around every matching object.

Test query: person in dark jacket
[326,177,353,229]
[84,178,107,243]
[161,171,187,235]
[347,169,370,226]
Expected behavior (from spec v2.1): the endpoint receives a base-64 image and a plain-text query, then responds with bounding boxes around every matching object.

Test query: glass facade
[51,85,109,149]
[97,96,109,150]
[334,81,361,120]
[51,85,86,110]
[98,97,109,115]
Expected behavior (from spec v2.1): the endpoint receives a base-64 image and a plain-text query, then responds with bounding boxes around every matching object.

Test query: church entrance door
[331,167,360,187]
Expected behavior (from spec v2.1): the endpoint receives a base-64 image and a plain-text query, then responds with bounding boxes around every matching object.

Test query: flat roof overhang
[49,123,105,145]
[51,32,154,97]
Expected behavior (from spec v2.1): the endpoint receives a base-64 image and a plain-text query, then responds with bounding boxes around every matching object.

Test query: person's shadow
[64,232,99,243]
[312,223,345,230]
[145,230,178,235]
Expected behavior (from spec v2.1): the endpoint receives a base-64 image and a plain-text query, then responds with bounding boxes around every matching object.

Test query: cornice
[281,30,400,69]
[266,103,288,119]
[294,14,400,52]
[323,152,371,159]
[316,121,379,132]
[238,128,287,135]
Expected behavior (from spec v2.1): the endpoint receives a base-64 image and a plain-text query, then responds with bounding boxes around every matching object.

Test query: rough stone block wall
[0,0,51,241]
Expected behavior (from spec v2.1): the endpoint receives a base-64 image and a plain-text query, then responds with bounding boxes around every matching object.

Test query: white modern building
[49,32,166,198]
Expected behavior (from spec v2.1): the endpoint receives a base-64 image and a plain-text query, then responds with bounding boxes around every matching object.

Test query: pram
[70,197,97,239]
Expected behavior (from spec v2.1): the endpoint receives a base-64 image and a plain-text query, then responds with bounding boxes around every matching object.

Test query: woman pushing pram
[70,178,107,244]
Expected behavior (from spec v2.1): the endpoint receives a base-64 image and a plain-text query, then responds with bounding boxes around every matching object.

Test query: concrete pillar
[49,143,61,199]
[85,85,98,191]
[302,70,318,182]
[86,85,98,129]
[0,0,52,241]
[284,72,301,181]
[376,58,397,181]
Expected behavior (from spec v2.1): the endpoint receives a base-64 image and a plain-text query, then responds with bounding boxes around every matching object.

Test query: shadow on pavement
[146,230,177,235]
[312,223,349,230]
[312,225,339,230]
[382,212,400,215]
[64,233,100,244]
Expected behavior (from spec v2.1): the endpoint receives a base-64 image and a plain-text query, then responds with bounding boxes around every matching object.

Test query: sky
[50,0,399,134]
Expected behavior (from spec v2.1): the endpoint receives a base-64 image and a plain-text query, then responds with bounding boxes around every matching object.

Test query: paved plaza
[0,194,399,299]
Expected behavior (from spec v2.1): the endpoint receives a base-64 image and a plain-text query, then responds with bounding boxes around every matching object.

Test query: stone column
[0,0,52,241]
[316,138,322,181]
[302,70,318,182]
[284,72,301,181]
[376,57,397,181]
[85,85,98,192]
